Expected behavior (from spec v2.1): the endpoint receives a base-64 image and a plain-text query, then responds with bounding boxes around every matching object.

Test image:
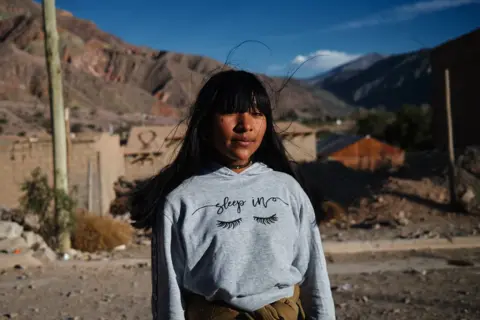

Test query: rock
[113,244,126,251]
[0,221,24,240]
[66,248,81,259]
[0,207,25,225]
[0,205,11,220]
[335,283,353,292]
[21,231,44,248]
[23,214,40,232]
[138,239,151,246]
[455,146,480,215]
[396,215,410,226]
[457,146,480,175]
[461,188,476,204]
[32,244,57,263]
[0,237,29,253]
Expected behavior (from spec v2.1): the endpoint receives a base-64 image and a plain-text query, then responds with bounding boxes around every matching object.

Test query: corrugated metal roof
[316,134,365,156]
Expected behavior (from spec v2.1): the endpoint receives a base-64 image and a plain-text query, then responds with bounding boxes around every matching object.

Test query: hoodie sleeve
[293,188,336,320]
[151,199,186,320]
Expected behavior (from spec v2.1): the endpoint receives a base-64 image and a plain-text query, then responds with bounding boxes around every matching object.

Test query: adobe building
[0,132,124,214]
[430,27,480,149]
[124,121,318,180]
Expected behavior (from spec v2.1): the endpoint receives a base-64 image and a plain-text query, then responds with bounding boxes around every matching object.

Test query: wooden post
[87,158,93,213]
[42,0,71,253]
[445,69,457,208]
[97,151,103,215]
[65,107,72,176]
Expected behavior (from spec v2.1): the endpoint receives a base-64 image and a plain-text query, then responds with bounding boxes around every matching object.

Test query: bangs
[202,71,272,116]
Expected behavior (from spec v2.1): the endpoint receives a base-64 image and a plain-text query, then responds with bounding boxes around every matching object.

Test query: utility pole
[42,0,71,253]
[444,69,457,209]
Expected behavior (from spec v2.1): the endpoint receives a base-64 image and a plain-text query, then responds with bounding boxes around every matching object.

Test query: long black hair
[129,69,313,229]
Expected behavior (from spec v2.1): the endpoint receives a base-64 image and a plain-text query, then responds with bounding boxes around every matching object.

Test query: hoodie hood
[199,161,273,179]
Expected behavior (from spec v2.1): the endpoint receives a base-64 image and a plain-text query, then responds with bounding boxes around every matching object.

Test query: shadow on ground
[298,160,391,220]
[297,152,454,221]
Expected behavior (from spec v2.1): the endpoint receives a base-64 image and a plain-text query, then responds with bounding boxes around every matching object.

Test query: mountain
[0,0,353,136]
[311,50,432,110]
[307,53,386,86]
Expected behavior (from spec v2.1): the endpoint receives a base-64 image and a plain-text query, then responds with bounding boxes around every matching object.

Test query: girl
[130,70,336,320]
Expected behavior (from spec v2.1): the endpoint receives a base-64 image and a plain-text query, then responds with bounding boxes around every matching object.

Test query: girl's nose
[236,113,254,132]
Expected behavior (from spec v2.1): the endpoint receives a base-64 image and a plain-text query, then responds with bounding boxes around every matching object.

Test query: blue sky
[53,0,479,78]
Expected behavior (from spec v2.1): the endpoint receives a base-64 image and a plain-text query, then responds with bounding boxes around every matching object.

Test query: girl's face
[211,109,267,167]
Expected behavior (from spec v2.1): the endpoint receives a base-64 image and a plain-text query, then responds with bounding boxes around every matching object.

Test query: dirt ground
[1,247,479,320]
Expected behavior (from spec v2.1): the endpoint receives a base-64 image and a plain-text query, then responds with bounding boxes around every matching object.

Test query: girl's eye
[250,111,264,117]
[216,218,242,229]
[253,214,278,225]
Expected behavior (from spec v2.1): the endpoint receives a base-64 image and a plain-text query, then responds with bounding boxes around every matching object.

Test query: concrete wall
[95,134,125,213]
[0,133,124,214]
[124,140,181,180]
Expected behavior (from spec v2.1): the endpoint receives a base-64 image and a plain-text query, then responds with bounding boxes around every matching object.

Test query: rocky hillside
[307,53,386,86]
[0,0,352,135]
[311,50,432,110]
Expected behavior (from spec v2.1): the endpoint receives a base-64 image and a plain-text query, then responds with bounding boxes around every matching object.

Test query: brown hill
[0,0,352,135]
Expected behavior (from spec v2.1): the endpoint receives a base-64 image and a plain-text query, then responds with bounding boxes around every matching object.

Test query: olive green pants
[185,285,306,320]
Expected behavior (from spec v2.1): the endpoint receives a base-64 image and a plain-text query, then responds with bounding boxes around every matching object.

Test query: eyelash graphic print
[253,214,278,225]
[216,218,243,229]
[216,214,279,230]
[192,196,288,230]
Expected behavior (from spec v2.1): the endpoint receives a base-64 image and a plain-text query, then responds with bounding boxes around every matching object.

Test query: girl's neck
[227,160,252,173]
[212,152,252,173]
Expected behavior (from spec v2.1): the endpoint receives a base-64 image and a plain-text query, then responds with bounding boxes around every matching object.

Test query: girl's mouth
[232,139,254,147]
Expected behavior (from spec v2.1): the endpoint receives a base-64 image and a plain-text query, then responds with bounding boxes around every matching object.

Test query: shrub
[19,167,77,249]
[356,105,434,151]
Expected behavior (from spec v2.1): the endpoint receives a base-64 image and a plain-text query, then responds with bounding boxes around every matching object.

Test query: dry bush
[72,211,134,253]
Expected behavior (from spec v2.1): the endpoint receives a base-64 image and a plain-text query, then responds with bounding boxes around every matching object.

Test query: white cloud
[291,50,362,70]
[329,0,480,30]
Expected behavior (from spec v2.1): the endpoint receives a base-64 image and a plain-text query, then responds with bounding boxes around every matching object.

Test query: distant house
[430,27,480,149]
[123,121,317,180]
[316,134,404,170]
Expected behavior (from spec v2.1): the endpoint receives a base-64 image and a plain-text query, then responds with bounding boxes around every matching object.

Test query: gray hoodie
[151,162,336,320]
